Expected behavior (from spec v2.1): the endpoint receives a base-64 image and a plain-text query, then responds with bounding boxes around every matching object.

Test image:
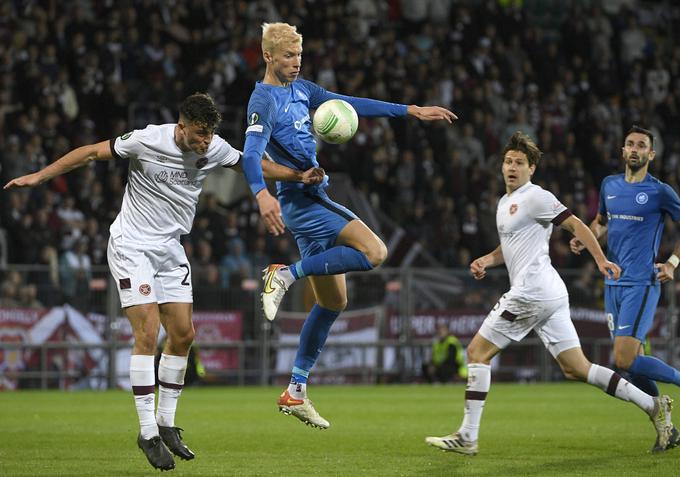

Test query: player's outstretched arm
[406,105,458,123]
[562,215,620,279]
[261,160,325,185]
[569,213,608,255]
[469,246,504,280]
[655,242,680,283]
[3,140,114,190]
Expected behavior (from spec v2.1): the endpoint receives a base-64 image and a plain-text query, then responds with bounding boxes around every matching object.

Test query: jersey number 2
[179,264,190,286]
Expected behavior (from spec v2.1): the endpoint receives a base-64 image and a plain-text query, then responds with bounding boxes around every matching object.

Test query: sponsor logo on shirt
[153,169,199,186]
[294,113,310,130]
[635,192,648,204]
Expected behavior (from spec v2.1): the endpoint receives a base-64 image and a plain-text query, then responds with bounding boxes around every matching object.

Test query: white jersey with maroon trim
[496,181,572,301]
[109,124,240,242]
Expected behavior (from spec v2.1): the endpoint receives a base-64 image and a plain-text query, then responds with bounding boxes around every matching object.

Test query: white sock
[458,363,491,442]
[130,354,158,439]
[288,379,307,399]
[278,266,296,287]
[156,353,188,427]
[587,364,655,415]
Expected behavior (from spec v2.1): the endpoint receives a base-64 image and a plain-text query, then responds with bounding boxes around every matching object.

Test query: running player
[241,22,456,429]
[425,132,675,455]
[570,126,680,439]
[3,93,324,470]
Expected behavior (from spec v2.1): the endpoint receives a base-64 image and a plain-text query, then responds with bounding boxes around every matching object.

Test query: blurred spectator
[220,237,253,288]
[59,238,92,311]
[422,324,467,383]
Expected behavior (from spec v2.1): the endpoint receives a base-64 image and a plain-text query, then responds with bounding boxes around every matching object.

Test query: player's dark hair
[179,93,221,131]
[502,131,542,167]
[626,125,654,148]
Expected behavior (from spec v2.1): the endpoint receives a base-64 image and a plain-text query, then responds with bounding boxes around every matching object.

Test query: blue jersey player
[571,126,680,420]
[241,22,457,429]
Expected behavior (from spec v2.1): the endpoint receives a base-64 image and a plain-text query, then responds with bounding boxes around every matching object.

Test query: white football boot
[650,395,673,453]
[261,264,289,321]
[425,432,478,455]
[277,390,330,429]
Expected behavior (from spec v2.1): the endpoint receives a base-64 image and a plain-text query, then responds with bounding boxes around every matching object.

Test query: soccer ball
[312,99,358,144]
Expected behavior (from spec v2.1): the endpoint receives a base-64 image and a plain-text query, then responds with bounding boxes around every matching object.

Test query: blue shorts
[279,189,358,258]
[604,284,661,341]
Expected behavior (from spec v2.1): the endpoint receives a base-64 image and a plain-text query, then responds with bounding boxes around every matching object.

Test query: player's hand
[407,105,458,123]
[655,262,676,283]
[255,189,285,236]
[597,260,621,280]
[470,257,487,280]
[3,173,42,189]
[569,237,585,255]
[300,167,325,185]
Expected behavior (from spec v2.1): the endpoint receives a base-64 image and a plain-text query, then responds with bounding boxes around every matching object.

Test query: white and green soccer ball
[312,99,358,144]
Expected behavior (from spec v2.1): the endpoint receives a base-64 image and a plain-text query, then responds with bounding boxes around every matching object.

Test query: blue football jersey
[599,173,680,285]
[244,78,406,194]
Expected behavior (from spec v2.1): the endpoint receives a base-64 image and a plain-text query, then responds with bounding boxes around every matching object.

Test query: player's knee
[365,240,388,267]
[169,327,195,353]
[466,345,484,364]
[614,352,635,370]
[317,297,347,312]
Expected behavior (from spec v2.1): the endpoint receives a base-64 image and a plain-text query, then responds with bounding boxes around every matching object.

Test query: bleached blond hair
[261,22,302,53]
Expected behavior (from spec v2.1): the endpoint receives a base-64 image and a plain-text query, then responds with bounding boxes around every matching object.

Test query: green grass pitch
[1,383,678,476]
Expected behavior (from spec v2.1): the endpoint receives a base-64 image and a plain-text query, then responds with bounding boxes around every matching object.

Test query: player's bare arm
[3,140,113,189]
[570,213,608,254]
[232,159,324,185]
[655,242,680,283]
[470,246,504,280]
[406,105,458,123]
[561,215,620,279]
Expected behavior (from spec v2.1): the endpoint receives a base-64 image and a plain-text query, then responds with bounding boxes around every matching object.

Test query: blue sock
[629,355,680,386]
[629,373,659,397]
[291,246,373,279]
[291,305,340,381]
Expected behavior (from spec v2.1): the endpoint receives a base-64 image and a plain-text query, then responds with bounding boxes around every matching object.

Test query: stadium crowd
[0,0,679,309]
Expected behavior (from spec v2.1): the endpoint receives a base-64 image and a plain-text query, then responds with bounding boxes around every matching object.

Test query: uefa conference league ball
[312,99,358,144]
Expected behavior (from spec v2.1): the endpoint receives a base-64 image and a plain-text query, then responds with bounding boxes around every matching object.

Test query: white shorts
[479,294,580,358]
[107,235,193,308]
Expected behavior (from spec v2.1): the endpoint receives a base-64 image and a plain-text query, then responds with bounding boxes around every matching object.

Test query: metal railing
[0,264,677,389]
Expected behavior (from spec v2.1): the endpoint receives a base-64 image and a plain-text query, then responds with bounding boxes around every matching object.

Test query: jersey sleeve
[299,79,408,117]
[245,89,277,140]
[212,135,241,167]
[598,177,609,216]
[530,188,572,225]
[660,183,680,221]
[109,128,147,160]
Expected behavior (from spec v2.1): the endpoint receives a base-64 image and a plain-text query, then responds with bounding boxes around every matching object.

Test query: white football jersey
[109,124,240,242]
[496,181,571,301]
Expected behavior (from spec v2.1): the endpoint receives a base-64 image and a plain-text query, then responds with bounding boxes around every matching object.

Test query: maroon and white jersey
[109,124,240,242]
[496,181,572,301]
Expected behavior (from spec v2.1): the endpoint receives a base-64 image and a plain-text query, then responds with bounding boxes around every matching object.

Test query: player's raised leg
[555,346,674,452]
[127,303,175,471]
[261,219,386,321]
[425,332,500,455]
[157,302,196,460]
[277,274,347,429]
